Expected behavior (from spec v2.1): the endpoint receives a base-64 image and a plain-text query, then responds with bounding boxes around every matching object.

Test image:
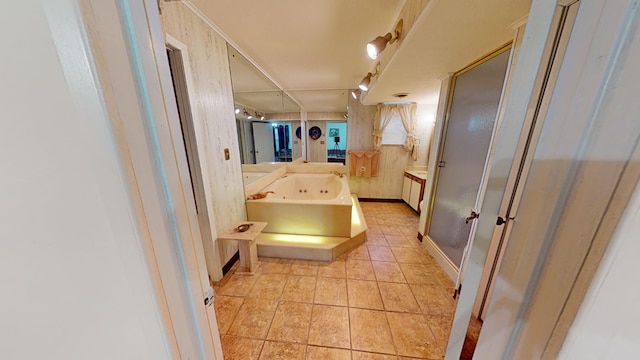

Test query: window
[380,112,407,145]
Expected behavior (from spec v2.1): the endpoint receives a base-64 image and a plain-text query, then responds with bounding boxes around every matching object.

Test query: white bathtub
[246,173,352,237]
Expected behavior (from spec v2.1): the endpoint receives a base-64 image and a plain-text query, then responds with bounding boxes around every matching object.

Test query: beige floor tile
[308,305,351,349]
[306,346,351,360]
[317,260,346,278]
[221,335,264,360]
[399,225,418,236]
[347,279,384,310]
[384,235,414,248]
[380,225,404,235]
[314,277,348,306]
[260,341,306,360]
[389,247,422,264]
[248,273,288,299]
[291,263,320,276]
[372,261,407,283]
[365,234,389,246]
[348,245,371,260]
[387,312,441,359]
[282,275,317,303]
[258,261,292,274]
[267,301,313,344]
[425,315,453,350]
[368,245,396,262]
[410,284,457,316]
[352,351,399,359]
[378,282,421,313]
[346,259,377,281]
[367,224,383,234]
[214,295,244,334]
[349,308,396,354]
[398,263,439,285]
[217,274,258,297]
[227,297,278,339]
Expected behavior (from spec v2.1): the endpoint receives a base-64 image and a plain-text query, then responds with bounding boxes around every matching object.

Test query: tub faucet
[330,170,344,178]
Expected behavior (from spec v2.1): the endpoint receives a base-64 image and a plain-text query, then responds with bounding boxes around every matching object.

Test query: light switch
[224,148,230,160]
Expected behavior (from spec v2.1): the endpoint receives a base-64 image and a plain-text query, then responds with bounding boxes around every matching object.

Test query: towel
[349,151,380,177]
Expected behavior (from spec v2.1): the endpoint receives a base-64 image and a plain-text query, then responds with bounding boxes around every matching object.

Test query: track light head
[366,19,403,60]
[351,89,361,99]
[359,73,373,91]
[358,62,380,92]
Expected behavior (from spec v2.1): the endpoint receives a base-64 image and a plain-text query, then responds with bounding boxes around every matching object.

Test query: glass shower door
[428,49,511,267]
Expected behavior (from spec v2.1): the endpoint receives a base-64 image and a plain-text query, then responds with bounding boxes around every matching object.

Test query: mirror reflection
[228,45,301,170]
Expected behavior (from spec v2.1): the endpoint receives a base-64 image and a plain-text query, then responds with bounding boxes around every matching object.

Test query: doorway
[326,122,347,164]
[252,122,276,163]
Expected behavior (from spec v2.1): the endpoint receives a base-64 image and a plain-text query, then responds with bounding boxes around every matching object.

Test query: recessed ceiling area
[193,0,531,112]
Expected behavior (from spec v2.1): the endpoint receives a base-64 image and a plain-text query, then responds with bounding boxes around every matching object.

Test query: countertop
[405,170,427,181]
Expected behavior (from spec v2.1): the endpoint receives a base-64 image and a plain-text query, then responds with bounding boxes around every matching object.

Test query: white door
[474,2,580,319]
[427,47,512,268]
[409,180,422,211]
[445,3,581,358]
[253,122,275,163]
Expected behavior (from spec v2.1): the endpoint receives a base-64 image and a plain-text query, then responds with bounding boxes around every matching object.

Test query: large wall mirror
[228,45,301,169]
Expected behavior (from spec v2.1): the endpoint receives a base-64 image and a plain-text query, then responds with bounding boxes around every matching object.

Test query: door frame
[424,42,513,275]
[165,34,224,286]
[80,0,223,358]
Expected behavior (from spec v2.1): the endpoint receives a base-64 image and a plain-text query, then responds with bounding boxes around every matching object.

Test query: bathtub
[246,173,352,237]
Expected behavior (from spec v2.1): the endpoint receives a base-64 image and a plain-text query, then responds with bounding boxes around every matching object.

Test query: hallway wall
[160,2,246,274]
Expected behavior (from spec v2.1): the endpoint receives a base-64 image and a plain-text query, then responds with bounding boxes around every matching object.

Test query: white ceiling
[191,0,531,113]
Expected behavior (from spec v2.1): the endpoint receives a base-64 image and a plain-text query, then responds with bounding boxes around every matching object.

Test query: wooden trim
[356,198,404,203]
[222,251,240,275]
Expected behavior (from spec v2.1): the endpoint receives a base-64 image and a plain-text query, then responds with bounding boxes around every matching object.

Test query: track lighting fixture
[366,19,403,60]
[239,107,265,121]
[351,89,361,99]
[358,62,380,92]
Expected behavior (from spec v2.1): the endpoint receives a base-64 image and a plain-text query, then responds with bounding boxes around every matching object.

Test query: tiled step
[256,195,368,261]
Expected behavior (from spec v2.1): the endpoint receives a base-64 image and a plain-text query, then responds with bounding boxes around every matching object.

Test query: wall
[160,2,246,273]
[347,96,436,199]
[0,1,172,358]
[558,181,640,359]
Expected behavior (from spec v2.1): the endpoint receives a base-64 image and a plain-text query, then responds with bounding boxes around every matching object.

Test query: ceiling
[191,0,531,112]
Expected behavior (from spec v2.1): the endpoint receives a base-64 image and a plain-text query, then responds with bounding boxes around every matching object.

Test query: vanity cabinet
[402,171,426,213]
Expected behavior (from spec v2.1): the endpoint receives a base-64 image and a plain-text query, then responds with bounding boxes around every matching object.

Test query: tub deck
[255,194,368,261]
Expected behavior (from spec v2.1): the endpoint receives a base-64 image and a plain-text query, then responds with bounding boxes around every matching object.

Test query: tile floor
[213,202,478,359]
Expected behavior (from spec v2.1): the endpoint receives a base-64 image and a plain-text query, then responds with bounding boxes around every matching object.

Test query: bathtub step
[256,194,368,262]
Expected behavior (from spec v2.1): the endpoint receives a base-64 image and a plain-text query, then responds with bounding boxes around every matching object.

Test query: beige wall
[160,2,245,274]
[347,96,436,199]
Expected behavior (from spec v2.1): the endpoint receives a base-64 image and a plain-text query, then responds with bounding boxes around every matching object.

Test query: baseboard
[357,198,403,203]
[222,251,239,275]
[423,235,459,283]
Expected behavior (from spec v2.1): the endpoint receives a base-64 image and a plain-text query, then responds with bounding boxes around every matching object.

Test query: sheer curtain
[398,104,418,160]
[372,104,395,150]
[372,103,419,160]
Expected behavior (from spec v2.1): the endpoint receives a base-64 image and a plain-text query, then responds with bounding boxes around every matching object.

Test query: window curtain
[398,103,418,160]
[372,104,395,150]
[372,103,419,160]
